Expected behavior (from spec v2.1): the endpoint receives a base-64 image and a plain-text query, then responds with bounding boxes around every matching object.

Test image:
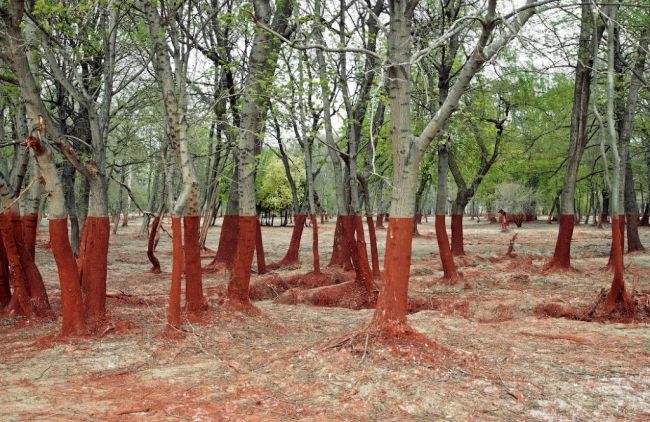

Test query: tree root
[534,289,650,323]
[322,321,462,366]
[275,280,377,310]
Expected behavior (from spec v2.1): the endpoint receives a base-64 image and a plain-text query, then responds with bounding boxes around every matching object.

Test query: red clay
[372,217,413,326]
[168,217,183,329]
[183,216,206,313]
[268,214,306,270]
[147,217,162,273]
[79,216,110,328]
[48,218,87,336]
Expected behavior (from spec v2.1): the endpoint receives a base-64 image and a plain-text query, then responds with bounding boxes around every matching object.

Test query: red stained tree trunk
[168,217,183,329]
[605,216,629,310]
[183,216,206,313]
[147,216,162,273]
[366,214,381,278]
[0,238,10,307]
[310,214,320,275]
[372,218,412,325]
[11,214,49,312]
[78,216,110,327]
[0,213,33,317]
[227,216,257,309]
[204,214,239,271]
[351,215,375,292]
[255,220,267,275]
[435,215,459,280]
[376,213,385,229]
[268,214,305,270]
[546,214,575,270]
[607,215,625,268]
[21,214,38,260]
[49,218,87,336]
[450,214,464,256]
[329,215,353,270]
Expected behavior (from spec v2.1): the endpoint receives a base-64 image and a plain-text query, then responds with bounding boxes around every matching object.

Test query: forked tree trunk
[141,0,206,324]
[0,174,49,314]
[27,135,86,335]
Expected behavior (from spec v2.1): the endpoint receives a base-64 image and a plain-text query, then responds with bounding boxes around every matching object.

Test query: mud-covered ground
[1,216,649,421]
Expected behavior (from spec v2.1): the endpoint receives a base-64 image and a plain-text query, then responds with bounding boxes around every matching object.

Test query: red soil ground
[1,217,649,420]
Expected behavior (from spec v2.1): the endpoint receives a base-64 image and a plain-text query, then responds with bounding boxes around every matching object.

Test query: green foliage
[495,182,538,215]
[255,150,304,213]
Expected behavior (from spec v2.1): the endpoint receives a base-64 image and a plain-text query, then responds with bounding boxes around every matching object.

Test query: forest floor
[1,216,649,421]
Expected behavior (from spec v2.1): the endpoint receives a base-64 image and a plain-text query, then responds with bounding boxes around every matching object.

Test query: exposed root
[502,256,536,272]
[266,258,300,272]
[322,321,461,366]
[435,272,471,290]
[156,325,187,340]
[534,289,650,323]
[222,296,262,316]
[541,259,577,274]
[275,281,377,310]
[202,261,229,275]
[407,296,470,318]
[249,274,288,301]
[249,270,349,301]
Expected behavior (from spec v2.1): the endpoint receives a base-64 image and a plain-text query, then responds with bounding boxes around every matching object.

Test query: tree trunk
[27,136,86,335]
[547,3,603,271]
[435,144,460,279]
[625,161,644,252]
[268,214,306,269]
[205,166,239,271]
[227,0,293,310]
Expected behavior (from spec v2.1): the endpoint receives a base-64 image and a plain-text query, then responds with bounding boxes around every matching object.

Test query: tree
[546,2,604,271]
[138,0,206,327]
[369,0,542,335]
